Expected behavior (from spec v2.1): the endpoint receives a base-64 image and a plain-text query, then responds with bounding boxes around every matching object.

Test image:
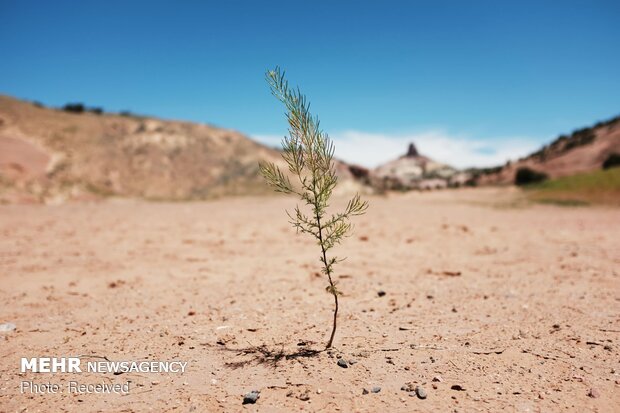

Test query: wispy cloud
[252,130,543,169]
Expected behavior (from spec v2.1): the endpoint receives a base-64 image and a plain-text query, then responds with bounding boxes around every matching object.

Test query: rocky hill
[0,96,365,203]
[474,116,620,185]
[371,143,466,190]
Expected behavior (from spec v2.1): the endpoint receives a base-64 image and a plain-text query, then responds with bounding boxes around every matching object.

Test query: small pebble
[588,388,600,398]
[415,386,427,399]
[377,290,386,297]
[371,386,381,393]
[0,323,16,332]
[401,382,415,392]
[432,375,443,382]
[362,388,369,395]
[337,359,348,368]
[243,390,260,404]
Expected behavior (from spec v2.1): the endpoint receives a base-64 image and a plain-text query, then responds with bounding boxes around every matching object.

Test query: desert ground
[0,188,619,412]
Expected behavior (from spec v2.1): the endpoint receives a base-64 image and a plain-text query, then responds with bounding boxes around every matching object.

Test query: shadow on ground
[217,343,323,369]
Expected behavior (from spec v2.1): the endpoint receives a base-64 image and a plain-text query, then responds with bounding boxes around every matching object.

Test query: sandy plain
[0,188,618,412]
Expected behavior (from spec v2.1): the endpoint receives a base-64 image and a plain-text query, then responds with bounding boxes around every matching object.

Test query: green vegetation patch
[525,168,620,206]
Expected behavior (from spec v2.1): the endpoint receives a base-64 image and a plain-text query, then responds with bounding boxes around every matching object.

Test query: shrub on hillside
[564,128,596,151]
[602,153,620,170]
[62,103,85,113]
[515,167,548,186]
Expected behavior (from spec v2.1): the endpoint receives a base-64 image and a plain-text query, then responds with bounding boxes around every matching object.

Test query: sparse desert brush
[602,153,620,170]
[515,167,548,186]
[260,67,368,349]
[62,103,85,114]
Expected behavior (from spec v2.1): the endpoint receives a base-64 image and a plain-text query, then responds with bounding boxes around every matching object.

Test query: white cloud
[252,130,543,169]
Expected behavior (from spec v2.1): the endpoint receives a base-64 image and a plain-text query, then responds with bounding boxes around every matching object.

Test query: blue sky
[1,1,619,167]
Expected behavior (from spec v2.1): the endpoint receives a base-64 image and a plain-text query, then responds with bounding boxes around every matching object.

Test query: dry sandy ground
[0,188,619,412]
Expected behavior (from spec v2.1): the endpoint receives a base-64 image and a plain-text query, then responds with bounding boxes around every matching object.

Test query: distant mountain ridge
[474,115,620,185]
[0,96,365,203]
[367,114,620,191]
[3,95,615,202]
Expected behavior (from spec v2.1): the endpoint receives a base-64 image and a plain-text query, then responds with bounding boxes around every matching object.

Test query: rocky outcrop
[371,143,463,190]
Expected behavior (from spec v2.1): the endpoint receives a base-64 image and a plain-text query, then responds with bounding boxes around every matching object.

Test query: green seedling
[260,67,368,349]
